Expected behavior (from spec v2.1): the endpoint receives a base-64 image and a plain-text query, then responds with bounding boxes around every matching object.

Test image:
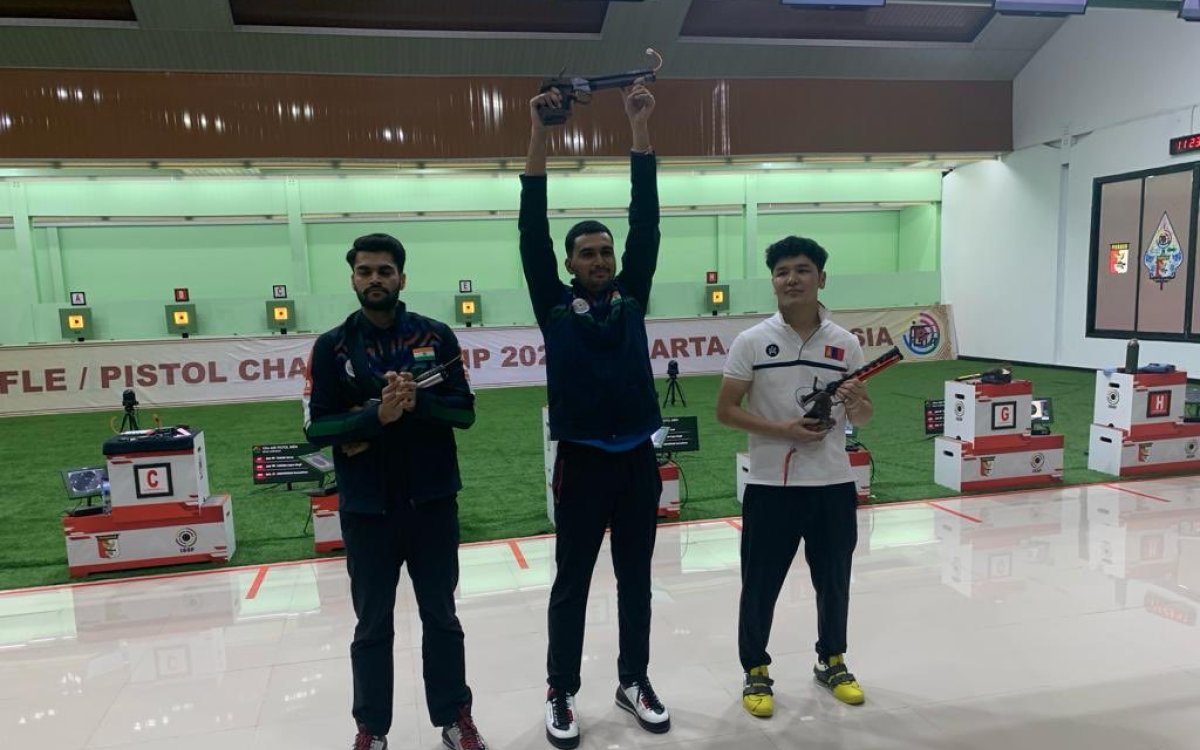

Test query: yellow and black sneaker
[742,665,774,718]
[813,655,864,705]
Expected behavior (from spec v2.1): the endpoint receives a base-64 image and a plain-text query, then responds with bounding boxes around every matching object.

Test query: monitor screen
[924,399,945,436]
[658,416,701,452]
[298,451,335,473]
[1183,0,1200,20]
[995,0,1086,14]
[1031,397,1054,423]
[61,466,107,499]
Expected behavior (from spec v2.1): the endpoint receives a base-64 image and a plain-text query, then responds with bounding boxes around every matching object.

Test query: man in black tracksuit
[520,81,670,749]
[303,233,487,750]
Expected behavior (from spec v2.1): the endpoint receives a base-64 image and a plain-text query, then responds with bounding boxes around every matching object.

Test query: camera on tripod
[120,389,140,432]
[662,359,685,407]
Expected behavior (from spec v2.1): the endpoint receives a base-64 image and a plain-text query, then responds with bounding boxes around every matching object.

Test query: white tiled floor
[3,478,1200,749]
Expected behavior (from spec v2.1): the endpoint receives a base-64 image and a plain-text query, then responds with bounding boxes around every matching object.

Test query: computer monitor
[61,466,107,500]
[924,399,945,436]
[1031,397,1054,423]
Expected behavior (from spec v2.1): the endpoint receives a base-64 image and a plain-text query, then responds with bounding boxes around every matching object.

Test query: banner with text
[0,305,955,416]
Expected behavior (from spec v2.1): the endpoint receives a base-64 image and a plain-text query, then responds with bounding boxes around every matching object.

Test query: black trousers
[738,482,858,671]
[341,497,471,734]
[547,439,662,694]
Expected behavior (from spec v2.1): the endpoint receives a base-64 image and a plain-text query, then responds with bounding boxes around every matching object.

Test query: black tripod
[120,389,140,432]
[662,360,686,407]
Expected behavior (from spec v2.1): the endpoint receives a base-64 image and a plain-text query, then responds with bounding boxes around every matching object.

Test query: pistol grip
[537,101,572,126]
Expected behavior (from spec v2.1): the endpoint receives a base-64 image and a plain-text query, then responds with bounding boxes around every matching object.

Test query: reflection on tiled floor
[3,478,1200,749]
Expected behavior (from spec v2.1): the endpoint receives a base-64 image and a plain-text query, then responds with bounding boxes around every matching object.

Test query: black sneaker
[544,687,579,749]
[442,704,488,750]
[615,678,671,734]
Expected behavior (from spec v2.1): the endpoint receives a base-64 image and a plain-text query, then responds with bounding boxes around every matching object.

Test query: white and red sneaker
[351,725,387,750]
[544,688,579,749]
[442,704,489,750]
[615,679,670,734]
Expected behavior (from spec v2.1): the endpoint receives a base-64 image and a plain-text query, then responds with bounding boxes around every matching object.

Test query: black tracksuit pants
[546,439,662,694]
[738,482,858,671]
[340,496,471,734]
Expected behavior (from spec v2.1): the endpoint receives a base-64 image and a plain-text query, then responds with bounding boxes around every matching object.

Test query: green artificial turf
[0,359,1131,590]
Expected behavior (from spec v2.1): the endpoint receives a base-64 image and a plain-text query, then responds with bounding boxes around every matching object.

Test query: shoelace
[550,690,573,730]
[454,707,485,750]
[634,680,664,713]
[353,731,382,750]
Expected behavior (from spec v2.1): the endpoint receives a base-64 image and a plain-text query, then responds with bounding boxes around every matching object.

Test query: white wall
[942,146,1061,363]
[944,8,1200,371]
[1014,10,1200,152]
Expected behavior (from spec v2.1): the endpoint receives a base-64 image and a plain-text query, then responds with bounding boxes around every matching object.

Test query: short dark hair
[346,233,406,272]
[765,236,828,272]
[564,220,613,257]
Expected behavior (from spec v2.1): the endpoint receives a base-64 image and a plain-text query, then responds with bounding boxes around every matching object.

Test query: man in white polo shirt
[716,235,874,718]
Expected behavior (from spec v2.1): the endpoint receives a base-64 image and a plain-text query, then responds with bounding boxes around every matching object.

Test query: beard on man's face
[357,286,400,311]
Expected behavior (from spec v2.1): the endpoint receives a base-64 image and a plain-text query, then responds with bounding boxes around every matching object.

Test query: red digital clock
[1170,132,1200,156]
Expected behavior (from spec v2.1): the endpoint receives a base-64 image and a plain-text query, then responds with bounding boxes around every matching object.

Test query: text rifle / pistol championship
[536,48,664,126]
[800,346,904,430]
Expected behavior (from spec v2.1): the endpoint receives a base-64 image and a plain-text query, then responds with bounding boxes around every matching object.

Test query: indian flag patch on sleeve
[413,346,436,362]
[824,345,845,362]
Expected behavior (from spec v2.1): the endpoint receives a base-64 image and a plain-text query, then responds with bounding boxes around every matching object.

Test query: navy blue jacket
[302,306,475,514]
[518,152,663,443]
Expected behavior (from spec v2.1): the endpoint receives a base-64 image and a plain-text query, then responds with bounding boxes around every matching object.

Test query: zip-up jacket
[518,152,663,443]
[302,305,474,513]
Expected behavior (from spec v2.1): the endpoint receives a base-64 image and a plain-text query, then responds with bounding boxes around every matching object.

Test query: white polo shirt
[723,307,865,487]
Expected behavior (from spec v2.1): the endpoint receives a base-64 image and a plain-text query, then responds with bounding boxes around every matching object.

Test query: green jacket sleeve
[302,333,385,446]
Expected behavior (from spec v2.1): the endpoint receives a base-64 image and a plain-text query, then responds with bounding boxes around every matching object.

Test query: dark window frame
[1087,160,1200,342]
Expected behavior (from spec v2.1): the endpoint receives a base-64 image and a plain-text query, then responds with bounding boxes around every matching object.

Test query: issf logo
[903,312,942,357]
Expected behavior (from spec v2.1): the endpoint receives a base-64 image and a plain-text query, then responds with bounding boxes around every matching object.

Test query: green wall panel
[298,175,520,215]
[24,179,288,217]
[658,174,751,208]
[755,170,942,204]
[0,170,944,344]
[655,215,722,285]
[0,228,21,311]
[898,204,941,273]
[31,227,55,304]
[307,220,525,296]
[312,215,727,298]
[757,212,899,275]
[58,224,292,302]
